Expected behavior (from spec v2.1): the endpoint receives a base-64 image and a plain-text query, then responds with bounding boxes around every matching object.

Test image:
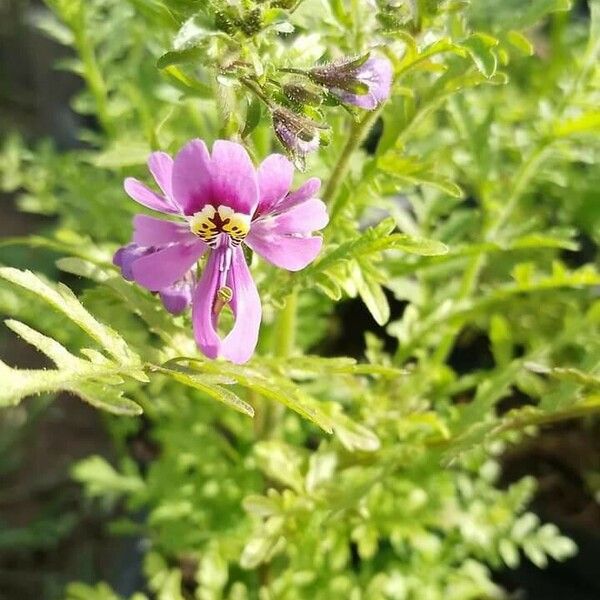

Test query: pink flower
[114,140,328,364]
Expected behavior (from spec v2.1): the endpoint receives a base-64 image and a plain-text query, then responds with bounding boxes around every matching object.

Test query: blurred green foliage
[1,0,599,598]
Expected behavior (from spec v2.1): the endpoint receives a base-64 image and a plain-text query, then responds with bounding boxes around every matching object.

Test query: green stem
[274,290,298,359]
[325,109,380,216]
[74,30,113,136]
[240,77,273,107]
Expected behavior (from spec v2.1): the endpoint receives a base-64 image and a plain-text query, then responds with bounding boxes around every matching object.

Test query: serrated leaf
[0,361,142,415]
[0,268,140,367]
[154,365,254,417]
[166,358,334,433]
[5,319,76,368]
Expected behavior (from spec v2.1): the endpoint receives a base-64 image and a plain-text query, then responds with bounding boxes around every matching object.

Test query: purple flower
[114,140,328,364]
[310,55,393,110]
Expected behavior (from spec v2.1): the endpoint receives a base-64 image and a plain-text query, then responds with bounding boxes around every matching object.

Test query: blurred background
[0,1,599,599]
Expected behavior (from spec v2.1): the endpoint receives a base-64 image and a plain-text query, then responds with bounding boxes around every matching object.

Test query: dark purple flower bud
[310,54,393,110]
[271,106,321,170]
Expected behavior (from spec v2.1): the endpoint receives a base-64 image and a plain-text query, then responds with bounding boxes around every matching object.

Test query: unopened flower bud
[283,83,323,107]
[271,106,322,170]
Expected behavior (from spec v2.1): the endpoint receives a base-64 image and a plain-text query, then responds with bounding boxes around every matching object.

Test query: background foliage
[1,0,599,598]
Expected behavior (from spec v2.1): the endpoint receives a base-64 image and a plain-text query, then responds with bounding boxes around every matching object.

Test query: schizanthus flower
[310,54,393,110]
[114,140,328,364]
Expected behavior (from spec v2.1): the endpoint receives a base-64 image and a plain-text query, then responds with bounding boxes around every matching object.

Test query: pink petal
[132,214,196,246]
[256,153,294,216]
[256,198,329,235]
[192,247,261,363]
[246,231,323,272]
[172,139,212,215]
[148,151,174,201]
[131,242,205,291]
[210,140,259,216]
[277,177,321,212]
[192,251,221,359]
[124,178,177,214]
[220,246,261,363]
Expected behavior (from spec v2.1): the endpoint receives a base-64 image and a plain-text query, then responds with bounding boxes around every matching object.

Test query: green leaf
[65,582,121,600]
[72,455,145,498]
[165,358,334,433]
[489,314,512,367]
[554,111,600,137]
[506,30,534,55]
[242,97,263,139]
[0,268,141,367]
[377,153,464,198]
[254,441,305,492]
[526,363,600,389]
[157,47,205,69]
[0,359,142,415]
[353,267,390,326]
[91,141,151,168]
[161,65,213,97]
[5,318,76,368]
[153,365,255,417]
[462,33,498,78]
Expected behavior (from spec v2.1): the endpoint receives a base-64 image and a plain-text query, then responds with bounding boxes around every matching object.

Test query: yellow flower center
[188,205,251,248]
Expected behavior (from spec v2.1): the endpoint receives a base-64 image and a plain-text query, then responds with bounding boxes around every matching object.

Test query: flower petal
[148,151,175,201]
[131,242,205,291]
[113,243,152,280]
[256,153,294,215]
[192,247,261,363]
[362,57,393,104]
[133,214,196,246]
[192,251,222,359]
[332,57,393,110]
[255,198,329,235]
[210,140,259,216]
[276,177,321,212]
[124,178,177,214]
[172,139,212,215]
[246,231,323,272]
[220,246,261,363]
